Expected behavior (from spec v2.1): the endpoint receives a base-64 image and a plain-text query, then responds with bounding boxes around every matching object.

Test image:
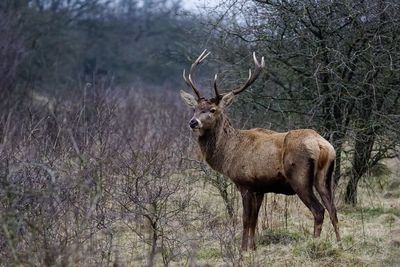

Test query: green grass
[258,229,301,246]
[341,206,400,220]
[196,246,221,260]
[293,239,340,260]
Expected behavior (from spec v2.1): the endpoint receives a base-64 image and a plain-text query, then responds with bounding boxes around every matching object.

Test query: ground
[116,158,400,266]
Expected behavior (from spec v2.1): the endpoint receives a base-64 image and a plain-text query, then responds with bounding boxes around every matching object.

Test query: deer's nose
[189,118,199,128]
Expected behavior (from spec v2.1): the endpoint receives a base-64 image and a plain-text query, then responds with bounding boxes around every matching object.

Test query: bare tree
[207,0,400,206]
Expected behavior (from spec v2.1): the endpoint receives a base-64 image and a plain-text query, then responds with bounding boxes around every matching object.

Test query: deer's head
[180,50,265,134]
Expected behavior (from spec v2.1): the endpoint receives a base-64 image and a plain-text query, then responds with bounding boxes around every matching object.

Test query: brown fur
[180,52,340,250]
[182,97,341,250]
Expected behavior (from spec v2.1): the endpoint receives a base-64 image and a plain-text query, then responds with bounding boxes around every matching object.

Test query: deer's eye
[210,108,216,113]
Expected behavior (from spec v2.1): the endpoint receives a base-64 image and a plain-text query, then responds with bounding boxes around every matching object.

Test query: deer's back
[221,128,334,194]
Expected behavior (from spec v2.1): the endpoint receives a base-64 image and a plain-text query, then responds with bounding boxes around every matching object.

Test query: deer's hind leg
[315,160,341,241]
[284,157,325,238]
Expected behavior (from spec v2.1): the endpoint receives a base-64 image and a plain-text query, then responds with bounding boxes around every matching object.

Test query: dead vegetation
[1,86,398,266]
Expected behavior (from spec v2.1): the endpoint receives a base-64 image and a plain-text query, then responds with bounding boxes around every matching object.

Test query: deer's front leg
[240,187,253,251]
[249,192,264,250]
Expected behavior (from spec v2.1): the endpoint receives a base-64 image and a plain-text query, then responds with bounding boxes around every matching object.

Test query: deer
[180,50,341,251]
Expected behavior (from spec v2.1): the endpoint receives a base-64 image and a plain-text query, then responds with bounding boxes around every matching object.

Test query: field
[124,160,400,266]
[1,89,399,266]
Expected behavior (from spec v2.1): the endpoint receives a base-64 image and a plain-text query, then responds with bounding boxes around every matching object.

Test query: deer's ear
[180,90,197,108]
[219,92,234,109]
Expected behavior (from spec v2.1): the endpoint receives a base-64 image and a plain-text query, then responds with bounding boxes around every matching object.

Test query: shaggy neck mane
[198,114,237,171]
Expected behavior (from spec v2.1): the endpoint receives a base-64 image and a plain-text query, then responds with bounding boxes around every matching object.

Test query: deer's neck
[198,115,237,172]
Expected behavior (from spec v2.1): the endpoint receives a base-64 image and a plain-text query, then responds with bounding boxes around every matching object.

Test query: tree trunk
[345,127,375,206]
[333,142,343,187]
[148,219,157,267]
[147,203,158,267]
[322,95,349,187]
[344,171,359,206]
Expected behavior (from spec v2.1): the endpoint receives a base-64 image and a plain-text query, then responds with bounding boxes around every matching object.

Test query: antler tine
[182,69,190,86]
[183,49,211,99]
[213,73,221,103]
[192,49,211,68]
[232,52,265,95]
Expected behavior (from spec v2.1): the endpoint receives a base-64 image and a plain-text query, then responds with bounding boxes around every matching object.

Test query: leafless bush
[0,83,196,266]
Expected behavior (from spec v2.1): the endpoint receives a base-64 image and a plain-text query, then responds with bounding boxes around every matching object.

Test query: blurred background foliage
[0,0,203,93]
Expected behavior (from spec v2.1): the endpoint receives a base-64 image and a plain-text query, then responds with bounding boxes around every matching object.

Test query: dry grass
[111,167,400,266]
[1,89,398,266]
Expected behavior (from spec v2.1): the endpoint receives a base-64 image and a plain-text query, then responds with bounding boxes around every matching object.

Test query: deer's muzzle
[189,118,200,129]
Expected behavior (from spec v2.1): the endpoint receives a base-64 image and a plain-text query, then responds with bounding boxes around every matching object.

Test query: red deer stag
[180,50,341,250]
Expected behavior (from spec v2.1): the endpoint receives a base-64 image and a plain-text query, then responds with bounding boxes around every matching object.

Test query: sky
[181,0,221,10]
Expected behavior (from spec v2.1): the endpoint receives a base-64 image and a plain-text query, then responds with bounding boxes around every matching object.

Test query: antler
[232,52,265,95]
[183,49,211,99]
[213,73,221,103]
[213,52,265,101]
